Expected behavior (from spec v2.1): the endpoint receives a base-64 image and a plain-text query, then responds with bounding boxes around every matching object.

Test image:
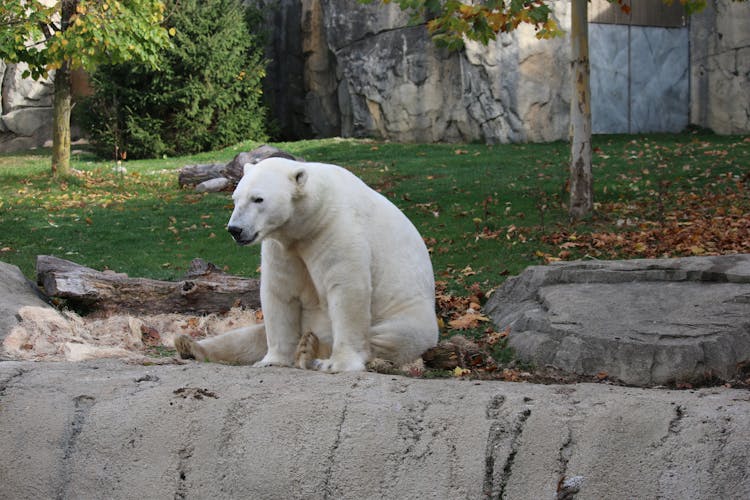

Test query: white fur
[195,158,438,372]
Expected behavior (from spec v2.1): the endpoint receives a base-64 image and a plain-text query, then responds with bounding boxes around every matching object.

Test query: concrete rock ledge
[1,360,749,499]
[486,255,750,386]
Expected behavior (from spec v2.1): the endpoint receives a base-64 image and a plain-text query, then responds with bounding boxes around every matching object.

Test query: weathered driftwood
[177,163,226,188]
[178,144,303,189]
[36,255,260,315]
[221,144,302,182]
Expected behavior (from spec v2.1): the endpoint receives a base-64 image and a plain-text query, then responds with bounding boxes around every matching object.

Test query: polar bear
[175,157,438,372]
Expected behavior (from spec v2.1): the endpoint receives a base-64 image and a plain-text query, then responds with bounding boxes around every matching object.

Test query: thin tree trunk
[51,0,77,176]
[51,63,71,176]
[569,0,593,220]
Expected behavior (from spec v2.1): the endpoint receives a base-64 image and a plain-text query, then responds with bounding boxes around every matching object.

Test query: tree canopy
[0,0,172,78]
[79,0,268,159]
[0,0,173,175]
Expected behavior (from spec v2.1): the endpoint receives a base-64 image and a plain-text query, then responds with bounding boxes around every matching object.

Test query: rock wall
[0,62,54,152]
[264,0,748,143]
[690,0,750,134]
[277,0,572,143]
[1,0,747,151]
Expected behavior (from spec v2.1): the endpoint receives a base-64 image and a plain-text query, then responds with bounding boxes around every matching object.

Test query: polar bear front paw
[312,356,366,373]
[253,352,293,368]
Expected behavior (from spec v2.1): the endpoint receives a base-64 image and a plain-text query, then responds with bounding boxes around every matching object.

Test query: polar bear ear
[242,163,254,176]
[291,168,308,195]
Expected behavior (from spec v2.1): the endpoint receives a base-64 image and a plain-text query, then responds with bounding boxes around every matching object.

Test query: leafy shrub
[78,0,268,159]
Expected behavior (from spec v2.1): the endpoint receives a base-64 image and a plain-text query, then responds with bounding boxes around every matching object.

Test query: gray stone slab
[0,360,748,499]
[0,261,52,342]
[486,255,750,386]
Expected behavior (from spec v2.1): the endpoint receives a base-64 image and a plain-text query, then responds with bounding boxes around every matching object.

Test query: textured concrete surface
[1,359,749,500]
[486,255,750,386]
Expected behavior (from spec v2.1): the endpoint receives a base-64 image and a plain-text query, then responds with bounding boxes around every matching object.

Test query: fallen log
[177,163,226,188]
[178,144,303,189]
[221,144,302,182]
[36,255,260,316]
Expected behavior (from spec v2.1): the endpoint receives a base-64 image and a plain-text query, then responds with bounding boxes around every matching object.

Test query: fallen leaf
[448,312,490,330]
[140,325,161,347]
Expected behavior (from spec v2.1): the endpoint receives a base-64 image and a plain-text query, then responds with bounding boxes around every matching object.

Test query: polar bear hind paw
[174,335,208,362]
[294,331,319,369]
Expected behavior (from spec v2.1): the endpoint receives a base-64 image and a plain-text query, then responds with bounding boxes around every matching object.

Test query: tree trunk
[51,0,77,177]
[569,0,593,220]
[51,63,71,176]
[36,255,260,316]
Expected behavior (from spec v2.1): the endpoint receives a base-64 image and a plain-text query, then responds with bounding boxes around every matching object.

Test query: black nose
[227,225,243,239]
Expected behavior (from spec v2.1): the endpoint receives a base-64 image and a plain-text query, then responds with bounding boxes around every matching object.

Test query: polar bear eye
[251,196,264,204]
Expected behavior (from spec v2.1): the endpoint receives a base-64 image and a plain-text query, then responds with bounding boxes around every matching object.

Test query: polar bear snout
[227,225,258,246]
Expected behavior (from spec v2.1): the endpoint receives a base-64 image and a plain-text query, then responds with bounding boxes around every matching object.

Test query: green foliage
[363,0,720,50]
[0,0,55,78]
[79,0,268,159]
[0,0,171,79]
[1,0,173,176]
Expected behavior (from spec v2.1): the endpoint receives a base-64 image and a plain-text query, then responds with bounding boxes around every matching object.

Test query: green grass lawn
[1,132,748,300]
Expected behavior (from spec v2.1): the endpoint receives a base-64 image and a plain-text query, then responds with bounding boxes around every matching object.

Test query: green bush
[78,0,268,159]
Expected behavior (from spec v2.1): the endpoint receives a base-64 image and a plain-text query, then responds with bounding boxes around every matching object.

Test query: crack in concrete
[0,366,28,398]
[706,412,731,484]
[656,403,686,450]
[379,398,437,497]
[398,400,429,456]
[669,405,685,435]
[174,444,194,500]
[555,426,584,500]
[556,426,574,482]
[322,399,349,500]
[218,398,252,456]
[482,394,506,498]
[56,394,95,500]
[496,408,531,500]
[483,395,532,499]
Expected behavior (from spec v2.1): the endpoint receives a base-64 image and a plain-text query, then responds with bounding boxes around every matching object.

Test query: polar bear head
[227,158,308,245]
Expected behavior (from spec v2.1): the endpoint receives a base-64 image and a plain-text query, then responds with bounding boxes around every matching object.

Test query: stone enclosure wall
[265,0,749,142]
[1,0,747,152]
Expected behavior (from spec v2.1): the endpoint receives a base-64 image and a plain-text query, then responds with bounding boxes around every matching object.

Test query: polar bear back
[300,160,434,305]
